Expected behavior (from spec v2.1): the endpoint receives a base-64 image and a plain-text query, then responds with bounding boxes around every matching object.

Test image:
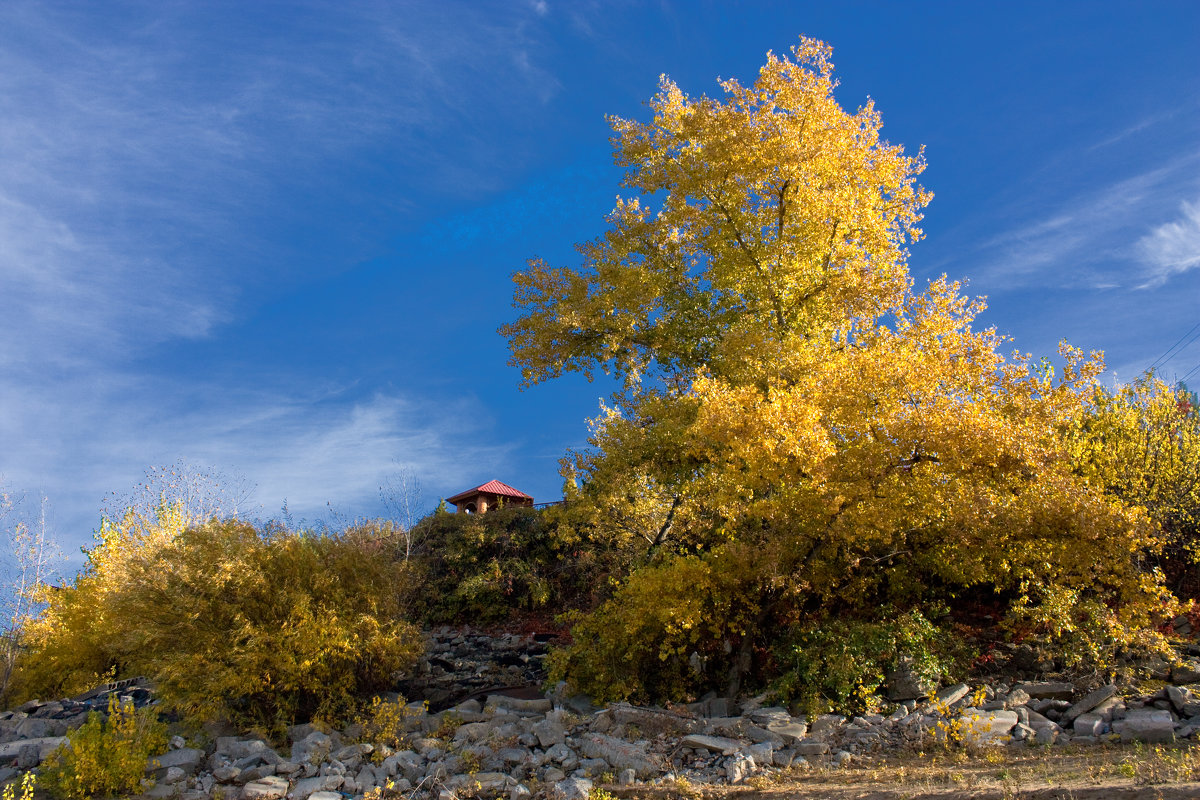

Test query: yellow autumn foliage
[14,512,422,735]
[1069,376,1200,595]
[40,695,167,800]
[505,37,1176,702]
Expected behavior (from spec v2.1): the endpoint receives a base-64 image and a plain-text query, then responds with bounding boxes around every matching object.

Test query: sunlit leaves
[505,37,1176,702]
[502,37,930,390]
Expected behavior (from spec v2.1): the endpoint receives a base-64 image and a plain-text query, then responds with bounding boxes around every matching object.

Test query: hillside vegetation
[5,37,1200,744]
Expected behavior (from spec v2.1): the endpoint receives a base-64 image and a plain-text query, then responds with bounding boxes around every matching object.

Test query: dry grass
[606,742,1200,799]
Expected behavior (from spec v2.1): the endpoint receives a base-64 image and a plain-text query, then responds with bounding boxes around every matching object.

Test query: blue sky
[1,0,1197,564]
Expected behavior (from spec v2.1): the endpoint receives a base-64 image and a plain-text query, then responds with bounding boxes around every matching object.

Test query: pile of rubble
[4,629,1200,800]
[394,627,553,711]
[0,677,155,773]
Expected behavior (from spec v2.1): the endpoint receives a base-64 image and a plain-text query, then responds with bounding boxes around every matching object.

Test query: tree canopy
[503,38,1174,704]
[502,39,929,390]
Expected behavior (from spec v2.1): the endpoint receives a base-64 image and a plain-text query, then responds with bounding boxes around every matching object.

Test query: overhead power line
[1150,319,1200,371]
[1181,361,1200,384]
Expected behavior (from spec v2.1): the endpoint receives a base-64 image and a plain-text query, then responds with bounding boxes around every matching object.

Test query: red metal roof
[446,480,533,504]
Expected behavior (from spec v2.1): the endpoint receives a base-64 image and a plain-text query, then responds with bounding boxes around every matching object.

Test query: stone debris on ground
[3,628,1200,798]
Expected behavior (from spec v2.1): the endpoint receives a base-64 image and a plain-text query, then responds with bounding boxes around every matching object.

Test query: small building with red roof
[445,480,533,514]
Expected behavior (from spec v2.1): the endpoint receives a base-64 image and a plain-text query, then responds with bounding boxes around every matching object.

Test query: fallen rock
[959,709,1019,742]
[1171,662,1200,684]
[240,775,289,800]
[764,722,808,744]
[291,732,331,766]
[1073,712,1104,737]
[886,658,935,701]
[488,696,552,714]
[726,751,755,783]
[1062,685,1119,724]
[288,775,342,800]
[608,704,699,737]
[1014,681,1075,700]
[1114,708,1175,743]
[532,718,566,748]
[147,747,205,780]
[0,736,64,764]
[681,734,741,755]
[552,776,593,800]
[935,684,971,707]
[578,732,660,777]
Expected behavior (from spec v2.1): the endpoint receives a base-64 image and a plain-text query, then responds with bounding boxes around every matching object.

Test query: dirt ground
[608,744,1200,799]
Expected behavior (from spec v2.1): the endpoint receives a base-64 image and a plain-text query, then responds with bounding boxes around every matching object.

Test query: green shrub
[40,695,167,800]
[407,505,613,623]
[773,607,963,716]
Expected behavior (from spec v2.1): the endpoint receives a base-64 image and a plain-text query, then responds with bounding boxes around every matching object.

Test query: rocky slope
[5,627,1200,799]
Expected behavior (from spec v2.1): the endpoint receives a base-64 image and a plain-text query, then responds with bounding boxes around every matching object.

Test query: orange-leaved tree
[501,38,1175,706]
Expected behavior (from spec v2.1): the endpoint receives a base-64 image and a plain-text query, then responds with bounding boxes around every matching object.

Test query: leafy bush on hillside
[14,512,422,735]
[406,505,614,623]
[40,695,167,800]
[773,608,963,716]
[547,546,764,703]
[11,503,198,702]
[1069,376,1200,597]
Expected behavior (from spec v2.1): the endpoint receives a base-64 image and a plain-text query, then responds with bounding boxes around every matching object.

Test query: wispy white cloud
[190,391,512,522]
[911,107,1200,381]
[1136,199,1200,288]
[0,371,515,559]
[953,155,1199,291]
[1084,109,1182,153]
[0,2,560,548]
[0,1,560,370]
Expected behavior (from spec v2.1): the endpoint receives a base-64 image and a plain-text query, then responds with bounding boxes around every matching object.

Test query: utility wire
[1149,319,1200,371]
[1181,360,1200,384]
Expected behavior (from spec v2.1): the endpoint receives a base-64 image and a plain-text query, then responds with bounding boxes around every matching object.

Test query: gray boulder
[0,736,64,764]
[240,775,289,800]
[147,747,205,780]
[609,703,699,736]
[681,734,741,755]
[578,732,660,777]
[14,717,65,739]
[532,718,566,748]
[291,732,331,765]
[935,684,971,707]
[1171,662,1200,684]
[959,709,1019,742]
[1073,712,1104,737]
[726,751,755,784]
[1114,708,1175,743]
[1014,681,1075,700]
[886,658,936,701]
[552,777,592,800]
[1062,685,1119,724]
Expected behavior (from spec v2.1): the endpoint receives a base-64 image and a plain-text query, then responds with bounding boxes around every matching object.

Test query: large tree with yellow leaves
[502,39,1173,704]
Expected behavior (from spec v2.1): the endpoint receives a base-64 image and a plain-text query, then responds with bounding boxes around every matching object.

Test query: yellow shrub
[14,518,423,736]
[1,772,36,800]
[40,695,167,800]
[12,504,195,701]
[356,695,423,756]
[549,545,763,702]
